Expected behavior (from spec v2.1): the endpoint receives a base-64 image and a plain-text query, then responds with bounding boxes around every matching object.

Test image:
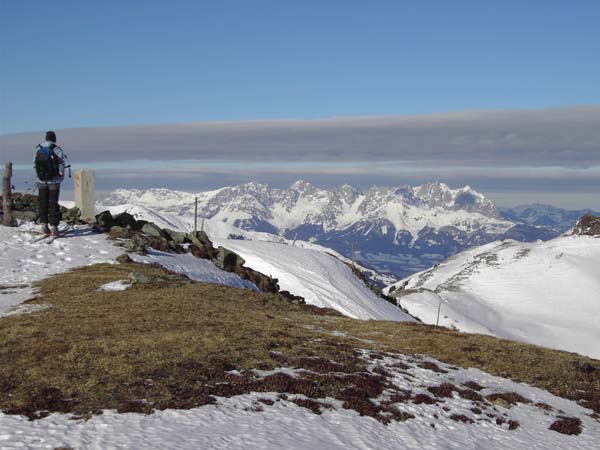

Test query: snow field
[387,235,600,359]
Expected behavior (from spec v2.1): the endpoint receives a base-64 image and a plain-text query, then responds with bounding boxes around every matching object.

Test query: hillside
[385,230,600,359]
[99,181,555,278]
[210,238,412,321]
[1,261,599,449]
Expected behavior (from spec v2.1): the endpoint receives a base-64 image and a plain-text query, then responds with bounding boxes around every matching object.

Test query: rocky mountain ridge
[100,181,556,278]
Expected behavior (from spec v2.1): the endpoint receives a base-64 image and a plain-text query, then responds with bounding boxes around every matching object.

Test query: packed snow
[1,350,598,449]
[0,223,123,317]
[385,235,600,359]
[129,249,258,291]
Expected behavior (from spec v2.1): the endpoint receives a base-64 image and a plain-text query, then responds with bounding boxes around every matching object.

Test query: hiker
[34,131,65,236]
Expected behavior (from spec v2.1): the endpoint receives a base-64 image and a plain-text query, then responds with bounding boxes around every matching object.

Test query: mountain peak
[289,180,317,193]
[571,215,600,237]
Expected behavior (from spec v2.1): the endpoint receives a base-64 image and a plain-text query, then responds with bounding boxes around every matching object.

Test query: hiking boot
[49,225,60,237]
[41,223,51,235]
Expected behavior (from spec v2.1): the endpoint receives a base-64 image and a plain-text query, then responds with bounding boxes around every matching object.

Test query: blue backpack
[35,144,60,181]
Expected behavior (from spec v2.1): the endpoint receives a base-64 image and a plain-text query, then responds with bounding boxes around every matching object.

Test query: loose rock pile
[0,192,85,225]
[0,192,303,301]
[94,210,298,298]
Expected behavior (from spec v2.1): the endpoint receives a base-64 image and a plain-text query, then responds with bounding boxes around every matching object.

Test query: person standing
[34,131,65,236]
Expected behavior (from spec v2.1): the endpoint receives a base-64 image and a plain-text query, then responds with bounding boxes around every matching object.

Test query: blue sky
[1,1,599,208]
[1,1,599,133]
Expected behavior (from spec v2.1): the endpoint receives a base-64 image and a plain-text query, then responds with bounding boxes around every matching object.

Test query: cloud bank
[1,106,599,208]
[2,106,599,166]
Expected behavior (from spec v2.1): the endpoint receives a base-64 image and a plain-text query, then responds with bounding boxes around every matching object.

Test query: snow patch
[129,250,259,291]
[97,280,132,292]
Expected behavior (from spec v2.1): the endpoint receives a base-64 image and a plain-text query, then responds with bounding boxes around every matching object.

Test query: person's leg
[38,184,49,226]
[48,184,61,227]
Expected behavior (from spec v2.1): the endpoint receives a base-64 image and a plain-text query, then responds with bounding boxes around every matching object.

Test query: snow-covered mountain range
[384,222,600,359]
[100,181,555,279]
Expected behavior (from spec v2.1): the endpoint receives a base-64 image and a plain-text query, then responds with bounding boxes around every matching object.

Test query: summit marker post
[74,169,95,222]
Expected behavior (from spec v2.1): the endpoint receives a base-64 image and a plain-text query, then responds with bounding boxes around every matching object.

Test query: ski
[21,226,75,243]
[42,227,76,244]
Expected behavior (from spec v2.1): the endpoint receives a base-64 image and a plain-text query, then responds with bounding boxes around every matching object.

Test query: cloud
[3,106,600,209]
[1,106,599,167]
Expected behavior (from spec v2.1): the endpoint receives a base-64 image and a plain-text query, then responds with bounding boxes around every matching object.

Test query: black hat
[45,131,57,143]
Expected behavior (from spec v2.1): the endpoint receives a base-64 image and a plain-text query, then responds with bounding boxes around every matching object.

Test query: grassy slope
[0,262,598,420]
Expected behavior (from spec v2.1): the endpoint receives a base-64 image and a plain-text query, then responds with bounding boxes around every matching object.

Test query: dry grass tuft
[549,416,583,435]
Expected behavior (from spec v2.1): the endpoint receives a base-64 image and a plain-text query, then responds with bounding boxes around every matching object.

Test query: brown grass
[0,261,599,420]
[549,416,582,435]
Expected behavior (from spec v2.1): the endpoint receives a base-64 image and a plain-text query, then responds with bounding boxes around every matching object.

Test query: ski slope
[385,235,600,359]
[212,238,414,322]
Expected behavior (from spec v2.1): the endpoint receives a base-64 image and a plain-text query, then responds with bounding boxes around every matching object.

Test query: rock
[187,231,212,248]
[279,290,305,304]
[133,219,148,231]
[189,244,212,259]
[13,211,38,222]
[571,215,600,237]
[148,236,171,252]
[215,246,245,270]
[108,226,129,240]
[122,235,150,253]
[94,210,115,229]
[164,228,187,244]
[116,253,133,264]
[114,212,138,229]
[128,272,156,284]
[63,207,83,225]
[141,222,168,239]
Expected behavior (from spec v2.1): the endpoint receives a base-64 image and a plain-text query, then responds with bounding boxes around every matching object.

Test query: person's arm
[54,146,66,179]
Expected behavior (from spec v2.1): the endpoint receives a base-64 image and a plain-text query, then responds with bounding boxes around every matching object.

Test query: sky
[1,1,599,208]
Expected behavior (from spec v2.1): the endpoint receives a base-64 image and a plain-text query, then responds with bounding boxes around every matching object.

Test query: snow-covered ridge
[385,234,600,359]
[210,238,414,322]
[99,181,511,237]
[99,181,523,278]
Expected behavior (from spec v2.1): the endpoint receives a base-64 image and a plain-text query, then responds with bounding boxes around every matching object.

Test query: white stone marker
[74,169,95,222]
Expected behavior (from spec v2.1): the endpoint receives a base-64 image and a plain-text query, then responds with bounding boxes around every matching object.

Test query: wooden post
[2,162,14,227]
[194,197,198,233]
[351,240,356,267]
[436,299,442,326]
